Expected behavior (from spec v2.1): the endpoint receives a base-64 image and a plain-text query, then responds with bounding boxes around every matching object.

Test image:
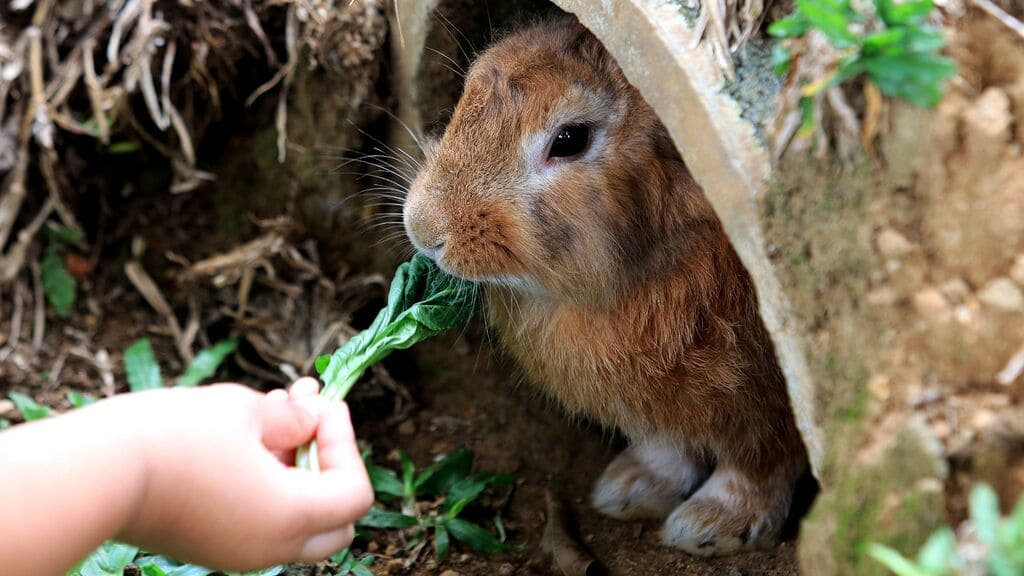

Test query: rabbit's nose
[403,207,448,256]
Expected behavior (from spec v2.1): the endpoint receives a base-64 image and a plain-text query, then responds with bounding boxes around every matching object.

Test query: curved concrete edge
[550,0,823,474]
[388,0,824,474]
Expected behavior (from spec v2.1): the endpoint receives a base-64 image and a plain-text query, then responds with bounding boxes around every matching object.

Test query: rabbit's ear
[563,24,614,75]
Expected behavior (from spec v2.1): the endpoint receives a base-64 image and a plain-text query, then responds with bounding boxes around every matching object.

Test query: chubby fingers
[281,397,373,533]
[289,377,320,399]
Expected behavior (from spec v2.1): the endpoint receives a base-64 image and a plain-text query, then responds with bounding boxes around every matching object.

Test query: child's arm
[0,379,374,576]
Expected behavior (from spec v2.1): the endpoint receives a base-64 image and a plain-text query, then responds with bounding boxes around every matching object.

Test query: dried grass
[0,0,385,288]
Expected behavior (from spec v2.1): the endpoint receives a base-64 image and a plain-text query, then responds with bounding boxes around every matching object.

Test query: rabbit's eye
[548,124,590,159]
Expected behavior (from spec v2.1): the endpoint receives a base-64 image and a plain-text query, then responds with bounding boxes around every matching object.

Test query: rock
[0,399,14,417]
[978,277,1024,311]
[939,278,971,304]
[876,228,914,259]
[440,570,461,576]
[1010,255,1024,286]
[498,563,515,576]
[912,287,950,317]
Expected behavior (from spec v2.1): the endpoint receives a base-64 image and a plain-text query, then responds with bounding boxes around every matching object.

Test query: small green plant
[329,549,375,576]
[769,0,957,109]
[869,483,1024,576]
[123,337,238,392]
[298,253,475,470]
[7,391,53,421]
[40,226,83,318]
[63,541,283,576]
[357,447,518,564]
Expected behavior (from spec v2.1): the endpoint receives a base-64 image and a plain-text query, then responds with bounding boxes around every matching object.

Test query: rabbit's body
[402,17,808,555]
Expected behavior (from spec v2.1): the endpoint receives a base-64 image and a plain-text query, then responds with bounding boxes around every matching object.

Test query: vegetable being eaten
[297,253,476,470]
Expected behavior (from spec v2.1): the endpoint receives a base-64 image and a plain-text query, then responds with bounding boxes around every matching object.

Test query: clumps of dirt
[867,13,1024,510]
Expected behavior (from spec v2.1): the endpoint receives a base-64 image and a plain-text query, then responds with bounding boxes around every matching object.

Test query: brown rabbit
[402,17,808,555]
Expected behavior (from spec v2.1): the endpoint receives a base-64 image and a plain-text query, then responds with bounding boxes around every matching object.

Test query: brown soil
[0,197,801,576]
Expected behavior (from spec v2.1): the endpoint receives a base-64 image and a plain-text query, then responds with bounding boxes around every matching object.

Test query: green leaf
[915,527,959,574]
[771,43,793,76]
[141,565,169,576]
[317,254,475,402]
[8,391,51,421]
[875,0,933,26]
[351,564,375,576]
[865,543,930,576]
[400,450,416,492]
[70,541,139,576]
[864,52,957,107]
[41,251,77,318]
[415,447,474,495]
[445,518,515,554]
[435,522,451,562]
[107,140,141,154]
[444,472,517,518]
[227,567,284,576]
[768,13,811,38]
[67,390,96,408]
[970,483,1001,546]
[796,0,859,47]
[46,226,84,246]
[798,96,817,136]
[124,338,164,392]
[134,556,214,576]
[176,339,237,387]
[367,462,406,499]
[357,507,419,529]
[314,354,331,374]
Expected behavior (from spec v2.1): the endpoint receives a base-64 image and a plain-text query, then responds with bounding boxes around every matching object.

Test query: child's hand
[113,379,374,570]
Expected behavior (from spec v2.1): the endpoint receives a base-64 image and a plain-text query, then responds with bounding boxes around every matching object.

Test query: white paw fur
[592,439,709,520]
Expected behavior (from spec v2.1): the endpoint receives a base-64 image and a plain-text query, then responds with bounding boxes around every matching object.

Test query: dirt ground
[0,188,801,576]
[0,281,801,576]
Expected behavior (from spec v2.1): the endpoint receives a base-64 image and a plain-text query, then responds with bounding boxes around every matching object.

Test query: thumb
[258,395,318,451]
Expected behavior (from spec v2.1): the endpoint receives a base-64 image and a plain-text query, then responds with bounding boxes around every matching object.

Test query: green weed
[40,226,83,318]
[355,447,519,564]
[770,0,957,109]
[869,483,1024,575]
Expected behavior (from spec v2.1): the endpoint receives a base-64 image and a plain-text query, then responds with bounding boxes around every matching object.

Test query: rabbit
[401,16,809,556]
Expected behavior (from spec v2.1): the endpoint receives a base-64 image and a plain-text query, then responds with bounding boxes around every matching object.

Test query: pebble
[0,399,14,416]
[939,278,971,304]
[912,287,949,317]
[867,374,892,401]
[978,277,1024,311]
[1010,255,1024,286]
[876,228,914,259]
[440,570,462,576]
[498,563,515,576]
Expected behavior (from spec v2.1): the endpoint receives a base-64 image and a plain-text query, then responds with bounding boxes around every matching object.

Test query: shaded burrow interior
[392,0,821,544]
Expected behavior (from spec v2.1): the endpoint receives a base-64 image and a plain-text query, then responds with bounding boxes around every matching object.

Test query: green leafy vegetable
[124,338,164,392]
[316,253,474,402]
[298,254,474,469]
[8,391,52,421]
[176,339,238,387]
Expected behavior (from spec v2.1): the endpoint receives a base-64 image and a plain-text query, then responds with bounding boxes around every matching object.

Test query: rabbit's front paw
[662,468,790,555]
[592,440,708,520]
